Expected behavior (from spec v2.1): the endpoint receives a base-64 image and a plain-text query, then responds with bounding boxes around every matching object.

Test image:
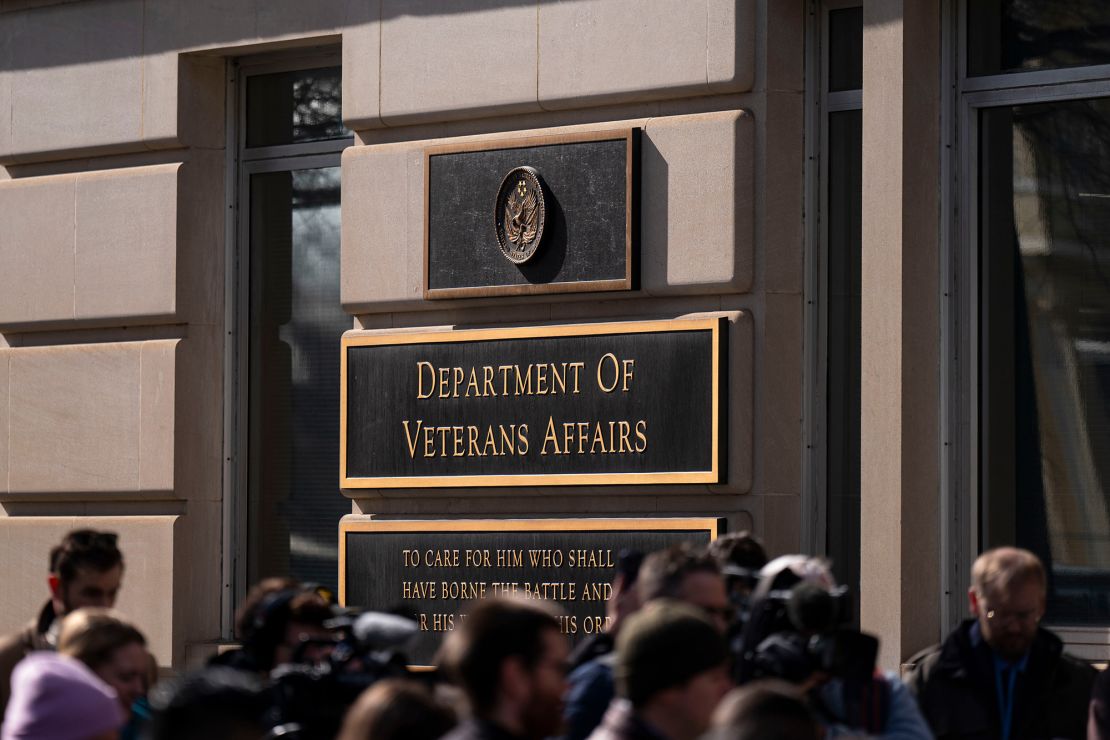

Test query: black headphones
[243,584,334,670]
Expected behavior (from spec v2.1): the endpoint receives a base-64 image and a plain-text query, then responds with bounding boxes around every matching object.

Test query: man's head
[336,679,457,740]
[968,547,1046,661]
[438,596,567,740]
[236,579,335,671]
[615,601,731,740]
[148,667,270,740]
[707,680,820,740]
[638,545,731,632]
[49,530,124,617]
[606,550,645,635]
[708,532,768,605]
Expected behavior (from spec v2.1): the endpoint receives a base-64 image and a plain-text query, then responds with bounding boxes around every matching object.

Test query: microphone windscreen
[352,612,419,649]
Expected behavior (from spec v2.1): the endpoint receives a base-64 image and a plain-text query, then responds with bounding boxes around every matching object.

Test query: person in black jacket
[0,529,125,720]
[906,547,1095,739]
[438,596,569,740]
[589,601,731,740]
[563,545,730,740]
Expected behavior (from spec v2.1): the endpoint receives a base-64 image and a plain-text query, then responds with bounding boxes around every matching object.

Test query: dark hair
[234,577,298,640]
[616,600,728,707]
[709,532,768,573]
[637,544,722,603]
[235,579,334,670]
[616,550,645,586]
[148,667,269,740]
[50,530,123,584]
[337,680,456,740]
[708,681,821,740]
[437,597,562,714]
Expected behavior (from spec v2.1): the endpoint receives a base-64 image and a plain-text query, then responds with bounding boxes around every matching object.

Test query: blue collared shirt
[970,621,1030,740]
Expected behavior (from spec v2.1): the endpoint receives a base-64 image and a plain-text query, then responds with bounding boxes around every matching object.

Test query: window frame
[803,0,864,584]
[947,0,1110,656]
[222,50,352,639]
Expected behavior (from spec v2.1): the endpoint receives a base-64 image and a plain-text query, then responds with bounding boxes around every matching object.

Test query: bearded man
[907,547,1095,739]
[0,529,125,719]
[439,596,569,740]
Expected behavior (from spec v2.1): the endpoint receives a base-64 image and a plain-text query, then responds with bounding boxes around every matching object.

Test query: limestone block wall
[1,341,175,497]
[0,165,179,327]
[1,0,759,164]
[0,516,176,665]
[0,0,807,667]
[339,0,806,555]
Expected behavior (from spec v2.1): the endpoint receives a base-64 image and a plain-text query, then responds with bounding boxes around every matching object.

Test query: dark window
[826,108,862,619]
[822,4,863,622]
[236,59,351,597]
[829,7,863,92]
[247,166,350,588]
[979,97,1110,623]
[968,1,1110,77]
[246,67,348,147]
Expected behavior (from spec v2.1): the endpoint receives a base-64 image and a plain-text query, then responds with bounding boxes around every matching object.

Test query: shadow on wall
[0,0,712,70]
[639,133,668,290]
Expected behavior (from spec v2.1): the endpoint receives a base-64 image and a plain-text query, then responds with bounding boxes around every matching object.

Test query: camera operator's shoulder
[901,642,943,694]
[1057,649,1097,686]
[1038,628,1096,689]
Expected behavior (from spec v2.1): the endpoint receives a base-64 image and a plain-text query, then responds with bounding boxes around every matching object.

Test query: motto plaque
[340,318,726,488]
[424,129,639,299]
[340,518,724,663]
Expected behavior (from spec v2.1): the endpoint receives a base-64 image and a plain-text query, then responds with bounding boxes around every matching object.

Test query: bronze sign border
[423,128,639,300]
[340,317,724,489]
[338,517,725,607]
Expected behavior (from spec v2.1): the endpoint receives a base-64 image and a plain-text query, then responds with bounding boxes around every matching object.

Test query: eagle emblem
[495,166,546,264]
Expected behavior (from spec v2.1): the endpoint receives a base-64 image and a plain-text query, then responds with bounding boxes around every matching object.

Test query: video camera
[265,610,423,740]
[735,581,878,685]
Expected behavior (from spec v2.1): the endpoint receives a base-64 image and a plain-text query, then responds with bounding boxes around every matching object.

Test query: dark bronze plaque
[424,129,639,299]
[340,518,724,664]
[340,318,725,489]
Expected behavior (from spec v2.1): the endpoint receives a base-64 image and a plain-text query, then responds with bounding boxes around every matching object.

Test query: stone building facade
[2,0,1108,672]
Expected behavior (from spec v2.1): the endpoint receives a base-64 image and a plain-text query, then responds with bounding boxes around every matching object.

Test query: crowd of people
[0,528,1108,739]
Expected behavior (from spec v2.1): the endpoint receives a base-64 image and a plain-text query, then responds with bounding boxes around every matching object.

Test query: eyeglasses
[984,607,1041,628]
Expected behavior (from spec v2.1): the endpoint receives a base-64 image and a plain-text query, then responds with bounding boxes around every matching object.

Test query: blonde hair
[57,608,146,670]
[971,547,1046,598]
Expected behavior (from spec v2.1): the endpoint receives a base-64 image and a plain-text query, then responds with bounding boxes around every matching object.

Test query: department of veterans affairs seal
[494,166,546,264]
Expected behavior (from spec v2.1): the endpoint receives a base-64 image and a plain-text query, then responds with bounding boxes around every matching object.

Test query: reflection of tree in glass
[1009,98,1110,616]
[1002,0,1110,71]
[292,70,347,142]
[246,67,348,147]
[291,167,341,209]
[283,167,348,588]
[1015,99,1110,307]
